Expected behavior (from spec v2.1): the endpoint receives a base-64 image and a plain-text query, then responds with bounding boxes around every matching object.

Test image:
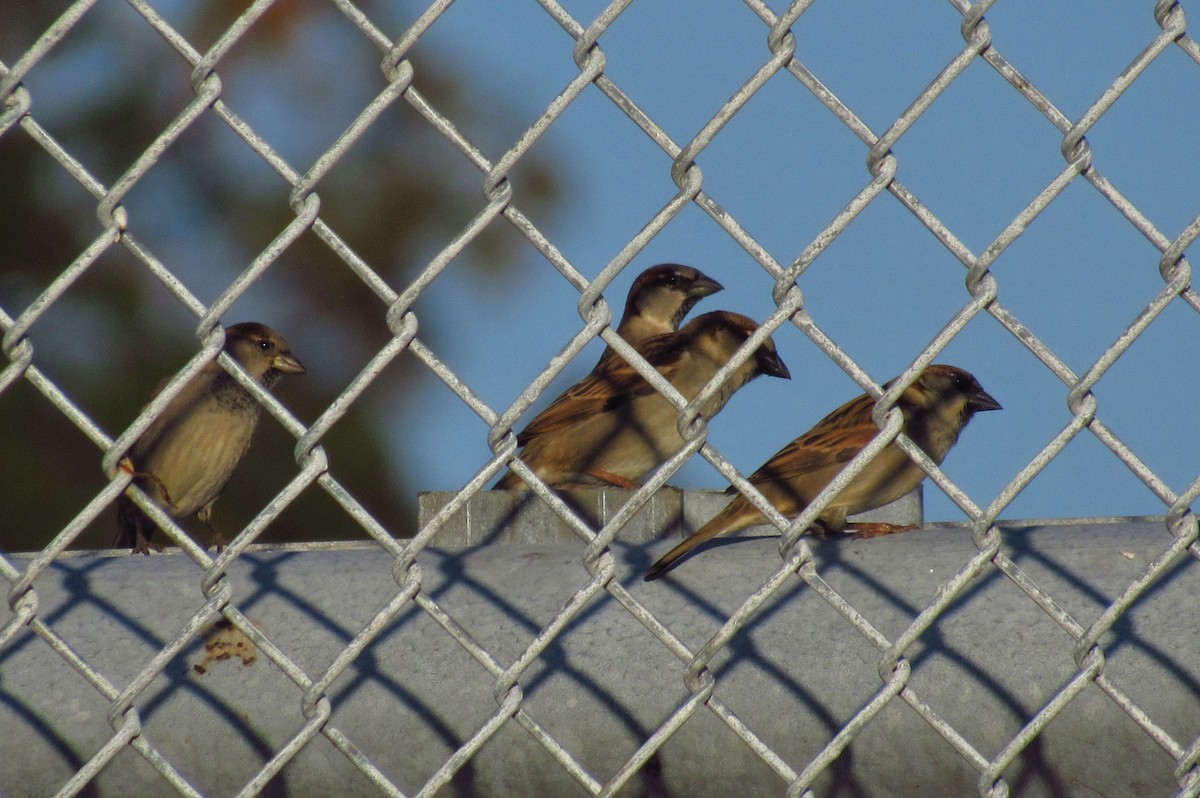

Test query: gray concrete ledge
[417,487,923,545]
[1,518,1195,797]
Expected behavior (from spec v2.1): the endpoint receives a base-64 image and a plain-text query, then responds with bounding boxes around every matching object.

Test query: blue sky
[384,1,1200,523]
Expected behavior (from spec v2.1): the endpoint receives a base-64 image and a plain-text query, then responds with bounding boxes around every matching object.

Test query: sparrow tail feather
[644,499,752,581]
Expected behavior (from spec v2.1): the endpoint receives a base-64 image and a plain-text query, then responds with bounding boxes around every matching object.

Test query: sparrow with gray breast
[496,310,790,491]
[644,364,1000,580]
[115,322,305,554]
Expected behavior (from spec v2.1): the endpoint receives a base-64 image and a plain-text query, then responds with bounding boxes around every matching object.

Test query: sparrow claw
[848,522,919,540]
[130,532,164,555]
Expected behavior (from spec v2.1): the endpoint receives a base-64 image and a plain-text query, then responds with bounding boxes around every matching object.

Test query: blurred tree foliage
[0,2,561,550]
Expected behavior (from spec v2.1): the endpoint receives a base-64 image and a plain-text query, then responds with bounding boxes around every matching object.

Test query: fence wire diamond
[2,1,1199,796]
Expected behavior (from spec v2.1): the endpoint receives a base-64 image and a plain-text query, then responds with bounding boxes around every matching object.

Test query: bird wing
[738,393,886,489]
[517,334,690,445]
[129,364,221,460]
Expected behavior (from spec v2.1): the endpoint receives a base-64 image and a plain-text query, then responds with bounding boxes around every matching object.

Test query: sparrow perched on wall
[644,364,1000,580]
[495,310,790,490]
[594,264,723,371]
[115,322,305,554]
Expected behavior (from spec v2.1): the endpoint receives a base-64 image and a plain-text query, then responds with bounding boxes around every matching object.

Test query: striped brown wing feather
[738,393,883,489]
[517,334,690,445]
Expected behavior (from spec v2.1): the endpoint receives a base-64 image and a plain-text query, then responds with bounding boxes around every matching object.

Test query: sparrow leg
[587,469,643,490]
[119,460,173,554]
[847,522,919,540]
[197,506,226,552]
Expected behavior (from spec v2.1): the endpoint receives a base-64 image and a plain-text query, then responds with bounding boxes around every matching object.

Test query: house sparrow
[115,322,305,554]
[495,310,790,490]
[594,264,723,371]
[644,364,1000,580]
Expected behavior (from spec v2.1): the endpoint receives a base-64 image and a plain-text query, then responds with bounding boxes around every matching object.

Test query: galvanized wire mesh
[2,1,1199,796]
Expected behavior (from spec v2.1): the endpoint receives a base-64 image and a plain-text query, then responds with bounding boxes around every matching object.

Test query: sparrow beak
[968,387,1001,413]
[757,350,791,380]
[272,352,306,375]
[690,275,724,299]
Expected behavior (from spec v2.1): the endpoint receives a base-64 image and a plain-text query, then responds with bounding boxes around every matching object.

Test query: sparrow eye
[257,339,272,352]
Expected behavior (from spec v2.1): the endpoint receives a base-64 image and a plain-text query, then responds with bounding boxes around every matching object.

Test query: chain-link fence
[2,1,1199,796]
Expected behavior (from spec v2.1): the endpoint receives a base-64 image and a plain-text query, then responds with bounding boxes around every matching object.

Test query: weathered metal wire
[1,1,1197,795]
